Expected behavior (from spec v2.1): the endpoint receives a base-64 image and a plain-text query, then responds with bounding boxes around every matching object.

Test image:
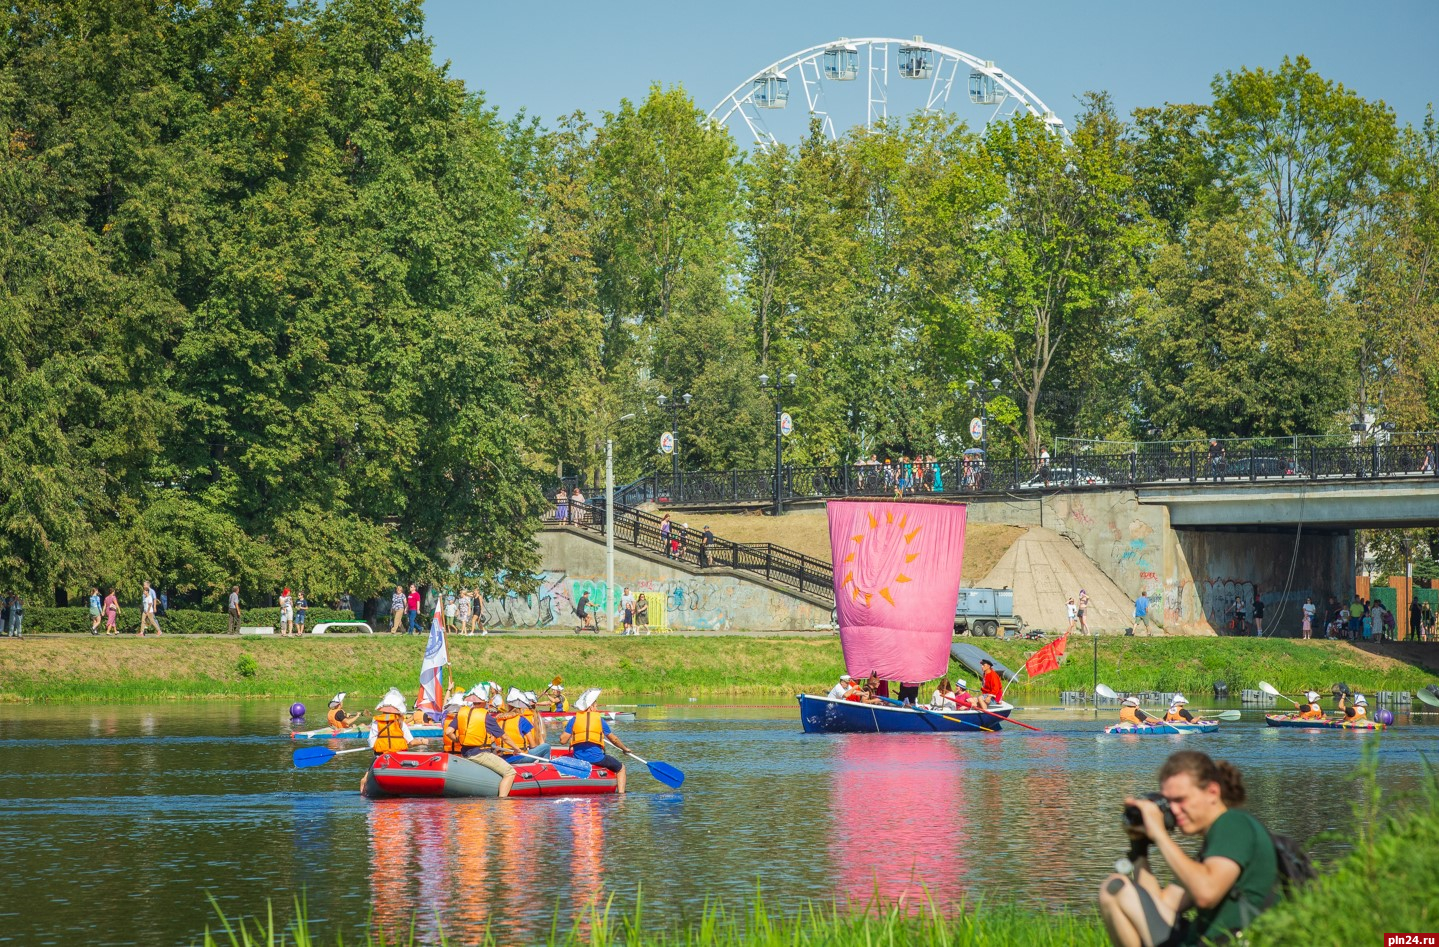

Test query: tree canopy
[3,1,1434,599]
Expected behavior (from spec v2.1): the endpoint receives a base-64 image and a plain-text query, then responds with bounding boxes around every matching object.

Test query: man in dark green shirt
[1098,750,1277,946]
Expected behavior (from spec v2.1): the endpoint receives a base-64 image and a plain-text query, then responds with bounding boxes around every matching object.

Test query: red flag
[1023,633,1070,679]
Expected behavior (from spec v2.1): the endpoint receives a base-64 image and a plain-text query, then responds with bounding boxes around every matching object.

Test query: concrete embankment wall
[514,529,833,632]
[963,490,1352,636]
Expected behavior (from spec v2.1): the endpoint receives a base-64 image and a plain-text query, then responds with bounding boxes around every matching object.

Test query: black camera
[1124,792,1176,832]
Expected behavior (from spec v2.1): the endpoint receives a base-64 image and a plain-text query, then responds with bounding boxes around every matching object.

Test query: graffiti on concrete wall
[488,570,819,631]
[1201,578,1255,631]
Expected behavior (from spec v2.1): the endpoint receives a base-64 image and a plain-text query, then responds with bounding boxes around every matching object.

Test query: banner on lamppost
[780,412,794,437]
[658,431,675,454]
[969,417,984,441]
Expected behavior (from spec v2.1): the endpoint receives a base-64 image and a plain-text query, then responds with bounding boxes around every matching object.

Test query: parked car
[1224,456,1304,478]
[1017,466,1109,489]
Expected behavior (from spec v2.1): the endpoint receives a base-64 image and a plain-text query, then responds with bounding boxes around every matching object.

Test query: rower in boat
[523,691,549,749]
[1163,695,1194,723]
[326,692,365,729]
[497,689,551,763]
[359,689,423,795]
[1117,695,1157,728]
[539,677,567,711]
[446,684,518,797]
[827,674,856,700]
[929,678,959,711]
[441,691,467,752]
[1339,692,1369,723]
[1297,690,1325,720]
[978,659,1003,710]
[561,688,632,794]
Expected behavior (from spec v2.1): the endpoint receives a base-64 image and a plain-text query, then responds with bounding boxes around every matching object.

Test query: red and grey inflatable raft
[361,751,619,798]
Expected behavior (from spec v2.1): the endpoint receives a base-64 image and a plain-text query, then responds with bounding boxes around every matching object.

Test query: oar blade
[1416,688,1439,709]
[1257,681,1282,697]
[550,754,595,778]
[1095,683,1119,699]
[1216,710,1243,721]
[292,746,337,769]
[646,759,685,789]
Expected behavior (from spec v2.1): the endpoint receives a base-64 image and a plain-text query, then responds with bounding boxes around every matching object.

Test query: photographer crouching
[1098,750,1276,946]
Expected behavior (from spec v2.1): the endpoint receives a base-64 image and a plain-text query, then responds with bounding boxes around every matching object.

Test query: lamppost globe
[682,393,692,406]
[990,378,1001,391]
[759,374,769,386]
[965,379,976,392]
[786,373,797,386]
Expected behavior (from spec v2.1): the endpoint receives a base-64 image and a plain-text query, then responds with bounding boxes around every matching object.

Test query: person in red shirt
[979,658,1004,709]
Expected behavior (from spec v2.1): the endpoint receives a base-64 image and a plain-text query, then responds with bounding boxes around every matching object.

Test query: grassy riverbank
[0,635,1432,703]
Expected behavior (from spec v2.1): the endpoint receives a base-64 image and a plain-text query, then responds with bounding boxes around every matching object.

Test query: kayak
[360,751,619,798]
[1264,714,1385,731]
[797,693,1012,733]
[292,709,632,740]
[1103,721,1219,735]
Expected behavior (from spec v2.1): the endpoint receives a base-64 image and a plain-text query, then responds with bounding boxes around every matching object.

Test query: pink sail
[828,499,967,683]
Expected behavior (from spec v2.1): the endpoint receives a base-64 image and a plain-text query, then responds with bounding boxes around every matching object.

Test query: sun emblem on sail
[839,509,922,608]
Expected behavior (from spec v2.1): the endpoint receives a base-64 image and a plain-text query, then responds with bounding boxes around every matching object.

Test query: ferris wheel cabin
[968,63,1003,105]
[753,70,789,109]
[898,36,934,79]
[823,42,859,80]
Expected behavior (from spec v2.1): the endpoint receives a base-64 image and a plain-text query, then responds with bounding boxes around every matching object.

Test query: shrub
[236,654,258,678]
[24,606,360,634]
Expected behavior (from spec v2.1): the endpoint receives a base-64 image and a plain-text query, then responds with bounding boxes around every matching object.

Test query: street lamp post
[656,393,691,502]
[965,378,1002,487]
[605,413,636,635]
[759,372,797,515]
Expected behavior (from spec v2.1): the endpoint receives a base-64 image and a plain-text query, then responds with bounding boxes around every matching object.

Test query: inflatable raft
[797,694,1012,733]
[293,709,632,740]
[1264,714,1385,731]
[361,751,619,798]
[1103,721,1219,735]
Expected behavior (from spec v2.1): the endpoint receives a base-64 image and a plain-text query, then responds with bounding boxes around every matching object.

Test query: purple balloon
[289,702,306,718]
[1376,708,1394,726]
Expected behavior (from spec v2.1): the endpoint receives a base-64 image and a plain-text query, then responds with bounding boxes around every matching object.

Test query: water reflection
[830,735,970,906]
[365,794,612,943]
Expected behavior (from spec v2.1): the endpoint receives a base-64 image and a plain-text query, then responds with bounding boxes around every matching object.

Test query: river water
[0,699,1431,945]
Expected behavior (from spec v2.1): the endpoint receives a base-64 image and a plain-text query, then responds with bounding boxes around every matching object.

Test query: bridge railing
[546,497,834,601]
[593,435,1438,507]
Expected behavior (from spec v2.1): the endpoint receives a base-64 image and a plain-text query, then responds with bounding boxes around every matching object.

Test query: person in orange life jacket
[1297,690,1325,720]
[440,691,468,753]
[327,692,366,729]
[561,688,632,794]
[368,689,418,756]
[523,690,549,748]
[445,684,518,797]
[1338,692,1368,722]
[1117,695,1157,727]
[495,687,549,763]
[1163,696,1194,723]
[978,659,1004,710]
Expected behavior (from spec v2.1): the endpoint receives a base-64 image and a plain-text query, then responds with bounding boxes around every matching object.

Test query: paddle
[621,749,685,788]
[1094,684,1226,724]
[1257,681,1301,707]
[293,745,371,768]
[916,704,995,733]
[512,751,591,778]
[1416,688,1439,709]
[975,706,1042,731]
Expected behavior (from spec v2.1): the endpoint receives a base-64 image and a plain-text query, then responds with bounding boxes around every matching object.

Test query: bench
[311,621,373,635]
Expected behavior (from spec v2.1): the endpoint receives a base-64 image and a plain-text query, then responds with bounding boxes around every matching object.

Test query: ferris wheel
[709,36,1067,150]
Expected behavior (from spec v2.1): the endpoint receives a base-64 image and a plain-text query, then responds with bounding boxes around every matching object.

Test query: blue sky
[424,0,1437,142]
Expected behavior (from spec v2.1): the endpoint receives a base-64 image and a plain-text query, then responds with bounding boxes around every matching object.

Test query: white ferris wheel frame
[708,37,1067,149]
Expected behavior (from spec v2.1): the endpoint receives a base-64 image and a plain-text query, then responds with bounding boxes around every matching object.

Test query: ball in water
[1375,708,1394,726]
[289,702,306,718]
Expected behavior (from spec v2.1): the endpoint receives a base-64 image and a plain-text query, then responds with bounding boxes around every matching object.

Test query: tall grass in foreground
[1246,748,1439,946]
[200,893,1109,947]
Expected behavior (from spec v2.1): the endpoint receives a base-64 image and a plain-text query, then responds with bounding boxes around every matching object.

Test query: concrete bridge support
[962,489,1354,635]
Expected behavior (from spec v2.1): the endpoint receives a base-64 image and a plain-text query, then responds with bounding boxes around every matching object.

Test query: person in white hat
[326,692,365,730]
[440,691,468,753]
[1117,695,1153,728]
[368,689,416,756]
[443,684,518,796]
[826,674,856,700]
[539,677,566,712]
[1340,692,1368,723]
[560,688,633,793]
[494,689,551,762]
[1163,695,1194,723]
[1298,690,1325,720]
